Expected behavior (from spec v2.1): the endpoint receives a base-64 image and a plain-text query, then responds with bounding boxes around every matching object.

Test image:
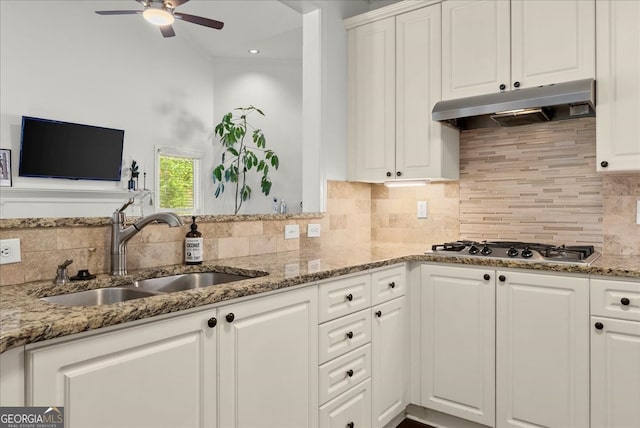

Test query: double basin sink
[42,272,257,306]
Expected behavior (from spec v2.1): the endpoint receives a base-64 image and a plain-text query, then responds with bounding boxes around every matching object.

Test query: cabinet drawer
[319,274,371,323]
[319,309,371,364]
[319,344,371,405]
[371,265,406,305]
[591,278,640,321]
[319,378,372,428]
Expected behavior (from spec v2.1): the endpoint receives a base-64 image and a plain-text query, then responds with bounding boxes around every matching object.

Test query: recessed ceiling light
[248,49,260,55]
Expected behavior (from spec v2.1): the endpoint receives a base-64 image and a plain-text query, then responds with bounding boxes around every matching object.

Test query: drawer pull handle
[498,275,506,282]
[483,274,490,280]
[595,322,604,330]
[347,423,355,428]
[346,369,354,377]
[226,313,235,323]
[346,331,354,339]
[375,310,382,318]
[346,293,353,302]
[389,281,396,288]
[621,297,630,306]
[207,317,217,328]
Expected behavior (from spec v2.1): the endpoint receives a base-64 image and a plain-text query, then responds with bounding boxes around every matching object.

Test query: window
[156,147,202,213]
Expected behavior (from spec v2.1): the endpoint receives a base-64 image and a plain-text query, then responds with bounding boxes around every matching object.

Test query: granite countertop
[1,243,638,354]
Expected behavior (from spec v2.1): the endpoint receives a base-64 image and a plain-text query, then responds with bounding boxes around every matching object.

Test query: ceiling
[93,0,303,59]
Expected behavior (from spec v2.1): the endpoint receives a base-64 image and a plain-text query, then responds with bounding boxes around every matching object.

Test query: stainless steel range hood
[432,79,595,130]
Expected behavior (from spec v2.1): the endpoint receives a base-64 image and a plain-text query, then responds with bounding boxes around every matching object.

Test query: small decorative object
[213,106,280,214]
[128,160,139,190]
[0,149,12,187]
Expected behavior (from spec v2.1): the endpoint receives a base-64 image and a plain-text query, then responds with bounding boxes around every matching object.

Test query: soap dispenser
[185,216,203,265]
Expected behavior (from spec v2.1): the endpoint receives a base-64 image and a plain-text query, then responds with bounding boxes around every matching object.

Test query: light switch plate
[284,224,300,240]
[417,201,428,219]
[0,238,21,265]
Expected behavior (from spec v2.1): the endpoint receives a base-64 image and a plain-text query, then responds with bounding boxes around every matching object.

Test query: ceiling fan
[95,0,224,38]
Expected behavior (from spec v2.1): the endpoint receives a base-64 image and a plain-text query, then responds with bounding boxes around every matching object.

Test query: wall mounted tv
[19,116,125,181]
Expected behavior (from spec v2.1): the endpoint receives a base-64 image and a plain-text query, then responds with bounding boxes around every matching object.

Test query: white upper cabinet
[347,4,459,183]
[596,0,640,172]
[442,0,595,100]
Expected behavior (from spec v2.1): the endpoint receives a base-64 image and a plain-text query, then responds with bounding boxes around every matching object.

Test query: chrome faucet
[110,198,184,276]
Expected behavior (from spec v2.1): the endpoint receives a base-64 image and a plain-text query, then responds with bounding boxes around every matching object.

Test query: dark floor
[396,418,434,428]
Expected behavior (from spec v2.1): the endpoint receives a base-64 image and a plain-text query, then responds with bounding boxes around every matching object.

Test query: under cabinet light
[384,179,429,188]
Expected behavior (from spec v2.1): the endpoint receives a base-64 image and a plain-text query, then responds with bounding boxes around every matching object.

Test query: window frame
[155,146,203,214]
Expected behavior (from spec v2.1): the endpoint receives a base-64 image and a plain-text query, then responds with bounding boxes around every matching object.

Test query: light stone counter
[1,243,638,354]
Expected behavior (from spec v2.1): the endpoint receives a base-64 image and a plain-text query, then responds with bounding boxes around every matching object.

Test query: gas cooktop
[430,240,601,265]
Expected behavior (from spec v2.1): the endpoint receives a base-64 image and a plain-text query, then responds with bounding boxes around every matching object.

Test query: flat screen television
[19,116,125,181]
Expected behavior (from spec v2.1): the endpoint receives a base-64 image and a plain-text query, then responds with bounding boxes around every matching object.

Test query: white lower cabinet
[420,264,495,426]
[218,286,318,428]
[496,270,589,428]
[371,296,409,428]
[26,309,217,428]
[319,379,372,428]
[590,278,640,428]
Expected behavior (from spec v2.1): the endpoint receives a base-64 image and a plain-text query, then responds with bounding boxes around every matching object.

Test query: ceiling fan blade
[160,25,176,38]
[165,0,191,7]
[174,13,224,30]
[95,10,142,15]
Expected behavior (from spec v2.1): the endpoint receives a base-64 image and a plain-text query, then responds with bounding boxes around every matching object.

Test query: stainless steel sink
[41,272,257,306]
[131,272,253,293]
[42,287,162,306]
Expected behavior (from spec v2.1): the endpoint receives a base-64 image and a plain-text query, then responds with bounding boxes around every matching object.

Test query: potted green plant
[212,106,279,214]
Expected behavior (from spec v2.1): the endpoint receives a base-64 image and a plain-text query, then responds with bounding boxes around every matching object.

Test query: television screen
[19,116,125,181]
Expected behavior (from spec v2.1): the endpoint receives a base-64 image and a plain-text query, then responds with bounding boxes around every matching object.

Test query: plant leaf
[271,155,279,169]
[214,182,225,198]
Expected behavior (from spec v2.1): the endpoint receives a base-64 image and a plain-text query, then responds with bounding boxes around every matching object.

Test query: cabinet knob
[389,281,396,289]
[346,293,353,302]
[513,81,521,88]
[621,297,630,306]
[207,317,217,328]
[347,423,355,428]
[226,313,235,323]
[498,275,506,282]
[375,310,382,318]
[396,171,402,177]
[386,171,392,177]
[595,322,604,330]
[346,331,354,339]
[483,274,491,281]
[601,160,609,168]
[346,369,354,377]
[499,83,506,91]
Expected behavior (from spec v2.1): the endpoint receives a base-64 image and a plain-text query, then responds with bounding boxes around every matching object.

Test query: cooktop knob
[468,245,480,255]
[507,247,519,257]
[481,246,492,255]
[521,247,533,258]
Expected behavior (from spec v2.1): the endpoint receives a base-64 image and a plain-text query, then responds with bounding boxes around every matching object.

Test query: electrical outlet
[0,238,21,265]
[284,224,300,240]
[417,201,428,219]
[307,223,321,238]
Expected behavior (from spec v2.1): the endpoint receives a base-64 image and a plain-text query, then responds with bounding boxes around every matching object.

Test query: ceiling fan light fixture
[248,49,260,55]
[143,7,175,26]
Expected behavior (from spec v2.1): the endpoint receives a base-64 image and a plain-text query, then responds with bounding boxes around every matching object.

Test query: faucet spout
[110,208,184,276]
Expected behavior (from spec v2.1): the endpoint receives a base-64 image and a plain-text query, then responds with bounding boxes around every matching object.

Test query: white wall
[210,58,302,214]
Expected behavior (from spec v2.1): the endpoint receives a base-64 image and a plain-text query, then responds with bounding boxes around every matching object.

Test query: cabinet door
[396,4,459,181]
[496,271,589,428]
[26,311,217,428]
[347,17,396,182]
[420,265,495,426]
[442,0,510,99]
[371,296,408,428]
[596,0,640,172]
[218,286,318,428]
[511,0,595,89]
[591,316,640,428]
